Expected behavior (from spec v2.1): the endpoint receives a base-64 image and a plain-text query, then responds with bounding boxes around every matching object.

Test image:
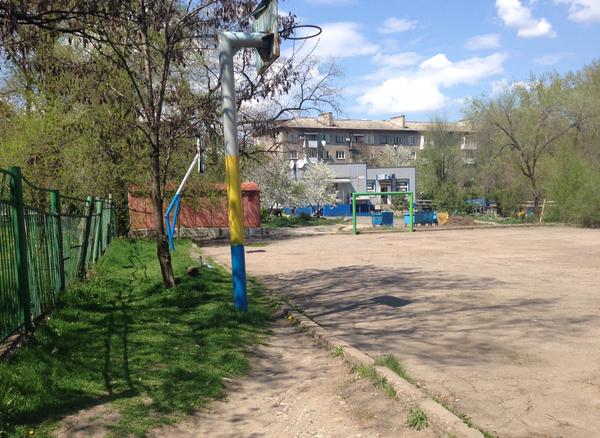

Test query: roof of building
[276,116,472,133]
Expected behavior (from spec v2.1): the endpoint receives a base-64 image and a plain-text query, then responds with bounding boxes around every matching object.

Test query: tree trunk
[531,177,541,218]
[150,135,176,288]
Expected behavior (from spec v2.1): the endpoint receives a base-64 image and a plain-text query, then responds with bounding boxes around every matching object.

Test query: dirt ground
[57,320,442,438]
[150,320,442,438]
[204,226,600,438]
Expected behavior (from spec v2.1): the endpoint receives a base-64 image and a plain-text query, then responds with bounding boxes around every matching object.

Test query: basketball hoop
[280,24,322,41]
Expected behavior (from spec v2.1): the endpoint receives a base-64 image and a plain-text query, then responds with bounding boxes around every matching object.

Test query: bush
[545,147,600,227]
[298,212,312,221]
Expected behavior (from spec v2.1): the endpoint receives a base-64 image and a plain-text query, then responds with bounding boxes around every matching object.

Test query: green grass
[262,215,347,228]
[332,345,344,357]
[0,238,273,437]
[353,364,398,399]
[407,407,428,430]
[374,355,412,383]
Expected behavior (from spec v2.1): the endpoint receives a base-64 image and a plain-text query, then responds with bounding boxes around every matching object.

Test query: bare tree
[469,79,579,214]
[0,0,338,286]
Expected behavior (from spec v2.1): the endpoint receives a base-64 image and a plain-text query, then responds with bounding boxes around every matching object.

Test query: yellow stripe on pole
[225,155,244,246]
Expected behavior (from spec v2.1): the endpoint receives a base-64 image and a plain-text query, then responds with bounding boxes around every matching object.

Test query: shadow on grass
[0,239,272,437]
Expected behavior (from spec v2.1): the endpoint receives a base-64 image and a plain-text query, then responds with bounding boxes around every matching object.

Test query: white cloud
[555,0,600,23]
[534,52,569,65]
[308,22,379,60]
[496,0,556,37]
[465,33,502,50]
[420,54,452,69]
[361,52,423,82]
[379,17,418,34]
[357,53,507,114]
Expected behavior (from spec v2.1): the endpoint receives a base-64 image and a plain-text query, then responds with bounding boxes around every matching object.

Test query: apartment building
[269,112,476,165]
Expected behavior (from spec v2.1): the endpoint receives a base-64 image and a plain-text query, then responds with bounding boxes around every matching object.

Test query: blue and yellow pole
[218,31,270,311]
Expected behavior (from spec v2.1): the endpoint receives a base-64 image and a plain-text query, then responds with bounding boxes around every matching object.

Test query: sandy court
[203,227,600,438]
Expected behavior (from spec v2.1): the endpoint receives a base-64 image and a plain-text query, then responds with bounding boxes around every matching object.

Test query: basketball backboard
[252,0,280,75]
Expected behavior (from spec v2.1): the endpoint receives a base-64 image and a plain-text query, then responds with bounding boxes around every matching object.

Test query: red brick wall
[128,183,261,230]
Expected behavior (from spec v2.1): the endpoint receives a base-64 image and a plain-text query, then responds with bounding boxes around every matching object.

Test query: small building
[290,163,416,217]
[128,182,261,236]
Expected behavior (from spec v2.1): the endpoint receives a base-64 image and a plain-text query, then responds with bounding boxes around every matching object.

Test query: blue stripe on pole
[231,244,248,311]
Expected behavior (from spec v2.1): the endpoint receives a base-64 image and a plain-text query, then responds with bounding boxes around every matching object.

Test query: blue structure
[404,211,438,226]
[372,211,394,226]
[283,203,373,217]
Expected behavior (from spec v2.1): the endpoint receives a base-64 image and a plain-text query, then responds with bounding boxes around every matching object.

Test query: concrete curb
[287,310,484,438]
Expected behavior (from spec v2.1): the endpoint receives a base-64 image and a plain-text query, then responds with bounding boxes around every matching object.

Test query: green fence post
[93,197,103,262]
[79,196,94,278]
[409,192,414,233]
[51,189,66,292]
[8,166,33,331]
[352,193,357,235]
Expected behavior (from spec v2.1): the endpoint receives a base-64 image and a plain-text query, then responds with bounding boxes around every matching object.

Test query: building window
[365,134,375,144]
[408,135,416,145]
[308,148,318,158]
[287,131,298,142]
[380,135,389,144]
[288,150,298,159]
[335,134,345,144]
[306,134,317,141]
[336,150,346,160]
[366,180,375,192]
[321,133,330,143]
[352,135,364,143]
[393,135,402,145]
[324,150,331,159]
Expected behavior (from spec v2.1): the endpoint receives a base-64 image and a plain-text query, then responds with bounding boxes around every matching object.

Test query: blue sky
[280,0,600,121]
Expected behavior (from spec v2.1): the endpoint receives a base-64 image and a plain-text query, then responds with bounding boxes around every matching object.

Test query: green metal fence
[0,166,114,342]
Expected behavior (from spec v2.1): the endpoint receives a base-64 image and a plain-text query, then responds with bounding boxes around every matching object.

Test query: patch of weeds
[407,407,428,430]
[332,345,344,357]
[374,355,412,383]
[433,396,496,437]
[353,364,397,399]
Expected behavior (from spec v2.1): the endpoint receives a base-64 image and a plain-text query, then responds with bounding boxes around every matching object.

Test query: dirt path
[151,320,441,438]
[203,227,600,438]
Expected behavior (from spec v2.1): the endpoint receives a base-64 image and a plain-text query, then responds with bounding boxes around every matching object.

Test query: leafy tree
[417,119,466,209]
[543,144,600,226]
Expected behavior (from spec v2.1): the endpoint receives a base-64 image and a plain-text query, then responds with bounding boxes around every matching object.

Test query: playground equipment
[371,211,394,227]
[352,191,414,234]
[403,211,438,226]
[437,211,449,225]
[165,139,205,251]
[217,0,281,312]
[219,0,323,311]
